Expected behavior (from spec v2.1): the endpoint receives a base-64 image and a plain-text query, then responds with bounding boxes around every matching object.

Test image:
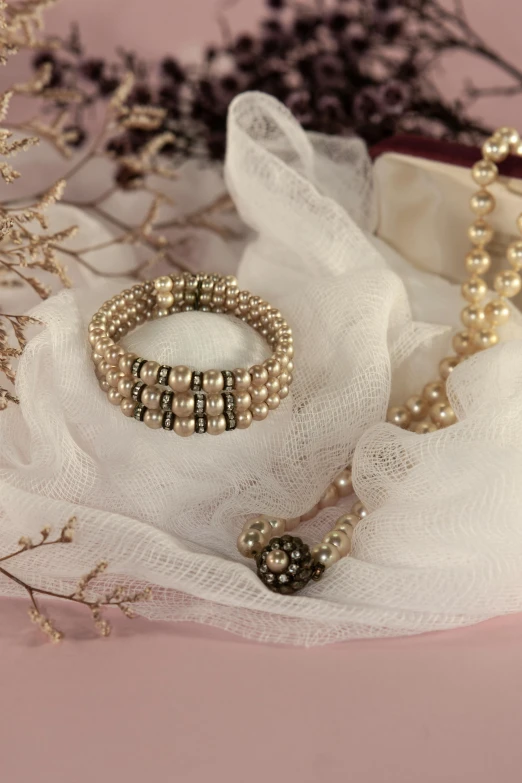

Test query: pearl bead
[156,291,174,308]
[351,500,367,518]
[169,365,192,392]
[251,402,269,421]
[96,360,111,378]
[494,270,522,298]
[119,352,138,375]
[278,385,289,399]
[250,365,269,387]
[92,352,104,365]
[387,406,411,428]
[95,336,114,355]
[468,219,493,246]
[204,393,223,416]
[334,468,353,498]
[266,393,280,410]
[247,517,274,539]
[430,401,456,427]
[233,368,251,391]
[118,375,136,399]
[423,380,445,404]
[236,411,253,429]
[120,398,136,417]
[411,420,438,434]
[140,360,160,385]
[263,516,286,536]
[507,240,522,270]
[207,414,227,435]
[319,483,339,509]
[99,377,110,393]
[89,329,105,346]
[249,385,268,404]
[405,395,428,420]
[266,549,289,574]
[496,126,520,148]
[333,520,355,539]
[439,356,461,380]
[234,391,252,412]
[104,344,125,366]
[465,249,490,275]
[473,328,498,350]
[311,543,341,569]
[482,135,510,162]
[323,529,351,557]
[172,392,195,417]
[107,387,122,405]
[452,330,475,356]
[471,159,498,187]
[154,276,173,292]
[462,277,487,303]
[141,386,161,409]
[484,298,510,325]
[237,529,266,558]
[335,512,360,530]
[143,409,163,429]
[202,369,224,394]
[470,189,495,216]
[461,304,486,329]
[107,368,124,388]
[174,416,195,437]
[265,377,280,395]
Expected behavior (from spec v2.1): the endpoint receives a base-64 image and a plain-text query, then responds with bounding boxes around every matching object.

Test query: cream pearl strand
[241,126,522,593]
[89,273,294,436]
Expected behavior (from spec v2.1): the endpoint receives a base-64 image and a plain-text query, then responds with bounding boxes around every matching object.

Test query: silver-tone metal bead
[160,390,174,412]
[131,381,145,402]
[157,365,171,386]
[131,358,146,378]
[162,411,175,430]
[134,403,146,421]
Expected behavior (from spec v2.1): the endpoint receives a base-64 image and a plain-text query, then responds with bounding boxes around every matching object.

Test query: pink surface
[2,597,522,783]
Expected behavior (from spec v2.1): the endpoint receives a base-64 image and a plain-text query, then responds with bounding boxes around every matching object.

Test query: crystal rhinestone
[195,393,206,414]
[278,574,289,584]
[223,392,235,411]
[225,412,236,431]
[283,541,293,551]
[160,390,173,411]
[288,564,298,575]
[131,358,146,378]
[259,564,268,573]
[222,371,235,390]
[158,365,171,385]
[191,371,202,391]
[134,403,145,421]
[162,411,174,430]
[271,539,282,550]
[265,574,275,584]
[131,381,145,402]
[195,415,207,434]
[291,549,301,560]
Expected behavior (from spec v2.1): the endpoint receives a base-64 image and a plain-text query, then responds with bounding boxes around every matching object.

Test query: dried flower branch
[0,516,152,642]
[0,1,238,409]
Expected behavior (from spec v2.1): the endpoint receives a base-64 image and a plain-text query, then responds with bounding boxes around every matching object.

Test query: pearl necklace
[239,126,522,595]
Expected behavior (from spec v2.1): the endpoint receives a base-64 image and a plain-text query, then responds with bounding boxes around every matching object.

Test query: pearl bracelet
[89,273,294,436]
[240,125,522,594]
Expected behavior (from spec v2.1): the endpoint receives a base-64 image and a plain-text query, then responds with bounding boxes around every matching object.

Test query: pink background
[3,2,522,780]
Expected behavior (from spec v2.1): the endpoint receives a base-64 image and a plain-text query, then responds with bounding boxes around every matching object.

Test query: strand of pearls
[89,273,294,436]
[240,126,522,593]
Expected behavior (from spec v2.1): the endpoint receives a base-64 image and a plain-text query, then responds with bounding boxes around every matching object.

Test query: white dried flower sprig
[1,516,152,643]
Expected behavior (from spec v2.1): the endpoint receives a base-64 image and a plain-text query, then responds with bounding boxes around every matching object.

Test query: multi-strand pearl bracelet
[239,125,522,594]
[89,273,294,436]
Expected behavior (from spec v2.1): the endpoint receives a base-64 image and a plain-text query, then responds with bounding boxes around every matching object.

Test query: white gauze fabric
[2,91,522,645]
